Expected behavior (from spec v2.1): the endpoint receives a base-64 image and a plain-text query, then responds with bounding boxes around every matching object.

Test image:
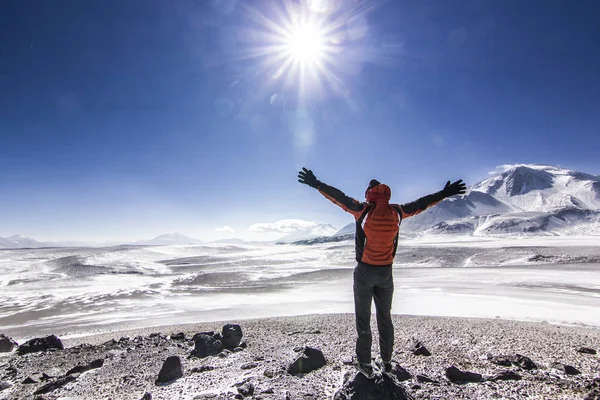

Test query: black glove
[298,167,320,188]
[442,179,466,197]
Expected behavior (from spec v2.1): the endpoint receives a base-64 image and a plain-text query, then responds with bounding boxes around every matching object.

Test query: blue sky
[1,0,599,242]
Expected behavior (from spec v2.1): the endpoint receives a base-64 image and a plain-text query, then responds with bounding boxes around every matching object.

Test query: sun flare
[285,24,326,65]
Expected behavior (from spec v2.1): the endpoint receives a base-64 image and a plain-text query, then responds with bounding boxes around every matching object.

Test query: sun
[285,23,326,65]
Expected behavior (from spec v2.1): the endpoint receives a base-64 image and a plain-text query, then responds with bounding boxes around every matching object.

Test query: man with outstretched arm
[297,167,466,378]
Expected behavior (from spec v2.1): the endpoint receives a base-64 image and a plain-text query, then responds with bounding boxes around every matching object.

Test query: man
[297,167,466,378]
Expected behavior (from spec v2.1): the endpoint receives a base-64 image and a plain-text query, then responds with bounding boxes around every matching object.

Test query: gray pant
[353,262,394,364]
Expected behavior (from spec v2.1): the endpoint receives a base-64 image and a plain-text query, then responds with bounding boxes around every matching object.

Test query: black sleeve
[316,181,366,216]
[398,190,446,218]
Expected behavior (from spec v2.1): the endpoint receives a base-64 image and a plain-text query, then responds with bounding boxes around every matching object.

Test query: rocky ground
[1,314,599,399]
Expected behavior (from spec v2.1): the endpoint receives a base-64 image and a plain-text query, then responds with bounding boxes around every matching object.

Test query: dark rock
[445,366,483,383]
[155,356,184,384]
[261,388,275,394]
[140,392,152,400]
[191,332,215,342]
[240,341,247,349]
[0,381,12,391]
[333,372,413,400]
[17,335,64,355]
[192,334,222,358]
[150,332,161,338]
[233,347,244,353]
[34,375,78,395]
[412,342,431,357]
[40,372,53,381]
[294,346,304,352]
[288,347,326,374]
[385,363,411,382]
[66,358,104,376]
[489,370,522,381]
[254,355,265,361]
[5,366,17,377]
[416,374,439,384]
[0,334,18,352]
[237,382,255,397]
[241,362,258,370]
[579,347,597,355]
[222,324,243,350]
[411,384,421,390]
[514,354,537,370]
[23,376,38,384]
[191,366,215,373]
[489,354,537,370]
[551,362,581,375]
[171,332,185,341]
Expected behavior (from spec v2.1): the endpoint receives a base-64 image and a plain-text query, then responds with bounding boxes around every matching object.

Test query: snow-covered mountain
[0,234,49,248]
[406,164,600,236]
[132,233,203,246]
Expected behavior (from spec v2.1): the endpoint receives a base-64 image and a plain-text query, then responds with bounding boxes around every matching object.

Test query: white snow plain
[1,236,599,342]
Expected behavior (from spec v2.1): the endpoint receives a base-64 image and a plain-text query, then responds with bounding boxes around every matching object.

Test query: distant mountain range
[316,164,600,243]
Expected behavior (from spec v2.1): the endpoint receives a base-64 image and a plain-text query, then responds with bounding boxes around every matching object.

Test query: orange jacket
[317,182,445,266]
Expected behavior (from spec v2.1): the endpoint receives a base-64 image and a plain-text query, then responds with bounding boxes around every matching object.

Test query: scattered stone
[333,372,412,399]
[17,335,64,355]
[489,370,522,381]
[489,354,537,370]
[150,332,161,338]
[385,363,411,382]
[416,374,439,384]
[34,374,78,395]
[140,392,152,400]
[411,384,421,390]
[412,341,431,357]
[192,334,222,358]
[288,347,326,375]
[578,347,597,355]
[155,356,184,385]
[240,341,247,349]
[233,347,244,353]
[585,379,600,400]
[341,356,354,365]
[445,366,483,383]
[194,395,218,399]
[241,362,258,370]
[102,339,118,347]
[222,324,243,350]
[40,372,53,381]
[261,388,275,394]
[191,366,215,373]
[0,334,18,352]
[0,381,12,391]
[66,358,104,376]
[22,376,38,384]
[254,355,265,361]
[4,366,17,377]
[171,332,185,341]
[514,354,537,370]
[293,346,304,352]
[551,362,581,375]
[237,382,255,397]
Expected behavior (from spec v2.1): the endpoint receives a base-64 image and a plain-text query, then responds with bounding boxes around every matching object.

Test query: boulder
[171,332,185,341]
[17,335,64,355]
[191,334,222,358]
[140,392,152,400]
[579,347,597,355]
[288,347,326,374]
[22,376,38,384]
[551,362,581,375]
[66,359,104,376]
[155,356,184,384]
[445,366,483,383]
[0,334,18,353]
[334,372,413,400]
[222,324,243,350]
[241,362,258,370]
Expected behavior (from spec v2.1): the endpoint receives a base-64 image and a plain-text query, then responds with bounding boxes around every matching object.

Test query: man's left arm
[393,179,466,219]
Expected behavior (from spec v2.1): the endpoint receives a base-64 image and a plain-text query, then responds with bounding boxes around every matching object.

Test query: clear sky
[1,0,599,242]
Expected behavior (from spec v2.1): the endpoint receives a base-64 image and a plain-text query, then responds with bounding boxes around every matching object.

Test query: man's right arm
[298,167,366,219]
